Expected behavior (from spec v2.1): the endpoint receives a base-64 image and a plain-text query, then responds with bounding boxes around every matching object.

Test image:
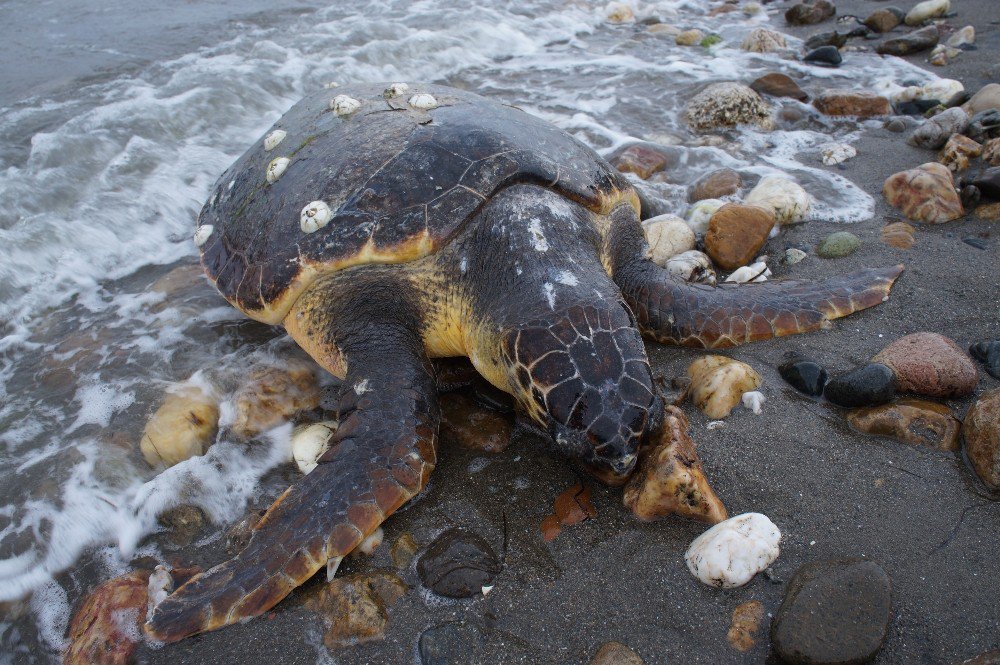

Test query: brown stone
[813,89,892,118]
[704,203,776,270]
[983,138,1000,167]
[612,144,669,179]
[964,389,1000,490]
[64,571,150,665]
[688,168,743,202]
[882,162,964,223]
[140,385,219,468]
[976,202,1000,221]
[847,398,961,451]
[728,600,766,652]
[591,641,645,665]
[785,0,835,26]
[864,9,902,33]
[940,134,983,172]
[750,73,809,102]
[874,332,979,398]
[439,393,512,453]
[230,360,321,439]
[305,572,407,649]
[390,533,419,570]
[881,221,916,249]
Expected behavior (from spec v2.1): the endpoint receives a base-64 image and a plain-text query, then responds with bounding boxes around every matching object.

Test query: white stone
[355,527,384,555]
[741,28,786,53]
[324,81,340,89]
[685,512,781,588]
[946,26,975,48]
[666,250,717,285]
[330,94,362,116]
[784,248,807,264]
[643,215,695,267]
[266,157,290,184]
[742,391,766,415]
[821,143,857,166]
[263,129,287,151]
[743,2,762,16]
[193,225,214,247]
[383,82,409,98]
[920,78,964,103]
[291,421,337,474]
[685,198,726,235]
[146,565,173,618]
[905,0,950,26]
[409,93,439,110]
[605,1,635,23]
[744,176,810,225]
[725,262,770,283]
[300,200,333,234]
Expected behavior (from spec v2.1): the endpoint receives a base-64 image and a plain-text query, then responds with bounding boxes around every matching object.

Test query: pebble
[882,162,964,223]
[157,504,206,547]
[744,175,811,225]
[666,250,717,285]
[419,622,486,665]
[784,247,808,264]
[605,2,635,23]
[813,89,891,118]
[688,168,742,203]
[687,355,762,419]
[391,533,419,570]
[750,73,809,102]
[305,572,407,648]
[612,144,669,179]
[644,215,696,266]
[963,389,1000,490]
[785,0,835,26]
[676,29,705,46]
[817,231,861,258]
[704,203,776,270]
[417,529,501,598]
[771,560,892,665]
[591,642,645,665]
[876,25,940,56]
[961,185,982,211]
[725,262,771,283]
[946,25,976,48]
[884,118,907,133]
[970,167,1000,200]
[779,355,829,396]
[881,221,916,249]
[905,0,950,26]
[970,341,1000,379]
[848,398,961,450]
[804,45,843,67]
[741,28,787,53]
[685,513,781,588]
[821,142,856,165]
[963,84,1000,116]
[140,383,219,468]
[966,110,1000,144]
[907,107,969,149]
[874,332,979,398]
[229,360,321,439]
[824,363,898,408]
[686,198,726,235]
[623,405,727,524]
[684,82,773,132]
[440,393,512,453]
[940,134,982,172]
[838,15,871,38]
[863,8,902,33]
[805,31,847,51]
[65,571,151,665]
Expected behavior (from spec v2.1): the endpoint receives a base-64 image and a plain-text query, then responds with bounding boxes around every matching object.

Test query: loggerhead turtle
[147,82,902,641]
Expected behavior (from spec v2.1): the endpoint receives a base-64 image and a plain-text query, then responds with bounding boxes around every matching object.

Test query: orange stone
[882,162,964,224]
[813,89,891,118]
[612,144,669,179]
[704,203,776,270]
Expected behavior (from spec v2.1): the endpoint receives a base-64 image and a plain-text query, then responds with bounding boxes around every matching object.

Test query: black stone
[944,90,971,108]
[970,341,1000,379]
[837,16,871,38]
[417,529,501,598]
[419,622,486,665]
[965,110,1000,142]
[824,363,897,407]
[771,559,892,665]
[961,185,982,211]
[963,237,988,250]
[804,45,843,66]
[971,167,1000,201]
[876,25,939,56]
[780,355,829,396]
[806,31,848,50]
[894,99,941,116]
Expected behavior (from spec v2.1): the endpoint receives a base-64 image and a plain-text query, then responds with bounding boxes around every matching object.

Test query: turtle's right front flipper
[146,276,438,642]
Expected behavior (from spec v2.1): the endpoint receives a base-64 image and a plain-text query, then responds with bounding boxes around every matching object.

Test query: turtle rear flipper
[146,282,438,642]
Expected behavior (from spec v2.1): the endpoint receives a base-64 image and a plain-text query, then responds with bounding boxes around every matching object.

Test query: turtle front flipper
[605,203,903,348]
[146,277,438,642]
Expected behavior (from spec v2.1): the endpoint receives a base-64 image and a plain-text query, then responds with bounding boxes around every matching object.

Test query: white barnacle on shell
[264,129,287,151]
[384,82,410,98]
[330,94,362,116]
[266,157,290,184]
[300,200,332,233]
[193,225,214,247]
[408,93,438,110]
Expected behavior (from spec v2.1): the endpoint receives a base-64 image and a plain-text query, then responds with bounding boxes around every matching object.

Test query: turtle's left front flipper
[145,284,438,642]
[605,203,903,349]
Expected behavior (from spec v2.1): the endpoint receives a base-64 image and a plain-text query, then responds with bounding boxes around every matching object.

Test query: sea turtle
[147,82,902,641]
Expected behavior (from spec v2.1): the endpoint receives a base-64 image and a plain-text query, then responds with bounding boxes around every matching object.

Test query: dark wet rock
[804,45,843,67]
[884,118,907,133]
[877,25,939,56]
[963,389,1000,490]
[970,341,1000,379]
[306,572,407,649]
[771,559,892,665]
[805,32,847,51]
[417,529,501,598]
[824,363,897,408]
[591,641,645,664]
[961,185,982,211]
[864,8,902,33]
[813,89,891,118]
[157,504,205,547]
[847,398,961,451]
[883,162,964,224]
[965,110,1000,143]
[419,622,487,665]
[704,203,776,270]
[970,167,1000,200]
[611,144,670,180]
[963,236,987,250]
[634,183,672,220]
[785,1,835,26]
[779,355,829,396]
[874,332,978,398]
[817,231,860,258]
[895,99,942,116]
[750,73,809,102]
[837,16,871,38]
[440,392,512,453]
[65,571,150,665]
[907,107,969,149]
[688,168,743,203]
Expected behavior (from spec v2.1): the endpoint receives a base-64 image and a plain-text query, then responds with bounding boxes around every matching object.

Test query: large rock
[908,107,970,150]
[688,355,762,418]
[688,168,742,202]
[65,571,150,665]
[877,25,939,56]
[741,28,787,53]
[874,332,979,398]
[750,73,809,102]
[305,572,407,648]
[140,384,219,468]
[744,175,811,225]
[940,134,982,172]
[970,167,1000,200]
[882,162,964,223]
[963,84,1000,116]
[771,559,892,665]
[970,341,1000,379]
[963,389,1000,490]
[824,363,898,408]
[813,89,892,118]
[848,398,961,450]
[704,204,775,270]
[685,513,781,588]
[685,82,773,132]
[785,0,835,26]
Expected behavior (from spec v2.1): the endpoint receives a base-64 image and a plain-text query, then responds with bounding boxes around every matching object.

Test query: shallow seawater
[0,0,949,659]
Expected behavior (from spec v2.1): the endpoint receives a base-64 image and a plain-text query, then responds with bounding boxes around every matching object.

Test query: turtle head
[505,303,659,485]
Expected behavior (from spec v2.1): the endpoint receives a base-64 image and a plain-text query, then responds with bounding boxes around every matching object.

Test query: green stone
[700,33,723,47]
[817,231,861,258]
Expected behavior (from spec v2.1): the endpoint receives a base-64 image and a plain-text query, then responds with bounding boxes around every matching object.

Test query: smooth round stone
[805,32,847,50]
[750,73,809,102]
[970,340,1000,379]
[824,363,898,407]
[874,332,979,398]
[817,231,861,258]
[417,529,500,598]
[779,355,829,396]
[804,45,843,67]
[964,389,1000,490]
[884,118,907,133]
[419,622,486,665]
[771,559,892,665]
